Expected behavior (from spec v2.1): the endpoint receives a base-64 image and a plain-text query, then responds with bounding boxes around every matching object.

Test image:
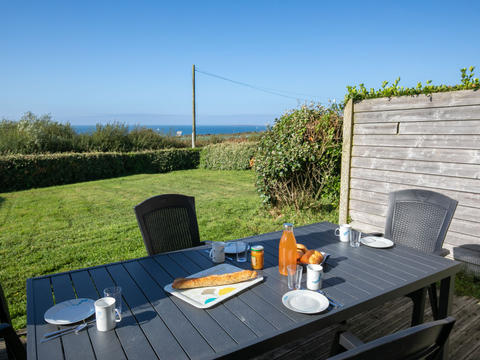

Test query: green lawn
[0,169,337,329]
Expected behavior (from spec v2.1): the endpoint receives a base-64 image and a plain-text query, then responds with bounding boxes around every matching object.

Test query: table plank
[88,266,158,360]
[26,279,36,360]
[70,271,127,360]
[50,274,96,360]
[32,277,64,360]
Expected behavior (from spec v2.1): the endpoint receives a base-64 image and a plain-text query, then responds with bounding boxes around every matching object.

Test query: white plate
[282,290,329,314]
[44,298,96,325]
[164,263,263,309]
[224,242,248,254]
[360,236,394,248]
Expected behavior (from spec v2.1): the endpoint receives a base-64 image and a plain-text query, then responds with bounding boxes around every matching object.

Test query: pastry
[296,243,307,253]
[172,270,257,289]
[296,250,304,261]
[300,250,324,265]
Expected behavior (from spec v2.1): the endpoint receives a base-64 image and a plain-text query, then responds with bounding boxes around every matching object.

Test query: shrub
[128,126,185,151]
[0,114,187,155]
[200,142,257,170]
[0,112,76,154]
[254,104,342,209]
[87,122,131,152]
[0,149,200,192]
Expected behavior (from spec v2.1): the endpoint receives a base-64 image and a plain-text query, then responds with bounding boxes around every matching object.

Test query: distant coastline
[73,125,267,135]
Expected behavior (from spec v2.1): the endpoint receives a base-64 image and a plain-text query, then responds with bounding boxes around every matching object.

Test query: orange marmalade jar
[278,223,297,276]
[251,245,264,270]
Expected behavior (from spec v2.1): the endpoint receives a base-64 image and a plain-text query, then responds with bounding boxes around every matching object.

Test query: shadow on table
[324,256,348,272]
[121,310,157,327]
[296,229,340,247]
[322,276,345,289]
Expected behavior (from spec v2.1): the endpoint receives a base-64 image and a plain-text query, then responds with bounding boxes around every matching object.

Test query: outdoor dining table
[26,222,462,360]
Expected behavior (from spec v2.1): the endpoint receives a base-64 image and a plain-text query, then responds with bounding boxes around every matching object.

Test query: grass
[0,169,337,329]
[455,271,480,298]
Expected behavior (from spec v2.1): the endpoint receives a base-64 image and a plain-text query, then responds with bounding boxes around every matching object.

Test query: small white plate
[224,242,248,254]
[44,298,96,325]
[282,290,329,314]
[361,236,394,249]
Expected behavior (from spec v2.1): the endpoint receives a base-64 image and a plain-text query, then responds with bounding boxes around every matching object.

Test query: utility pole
[192,64,196,148]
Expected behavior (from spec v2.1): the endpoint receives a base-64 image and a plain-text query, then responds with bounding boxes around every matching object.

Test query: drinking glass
[287,265,303,290]
[236,241,247,262]
[209,241,225,263]
[349,230,362,248]
[103,286,122,319]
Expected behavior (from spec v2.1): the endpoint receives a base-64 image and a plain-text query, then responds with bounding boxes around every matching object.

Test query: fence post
[339,99,354,224]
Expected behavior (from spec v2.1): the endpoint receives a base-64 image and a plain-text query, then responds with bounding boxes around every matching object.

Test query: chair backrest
[328,316,455,360]
[0,282,11,325]
[384,189,458,254]
[134,194,201,256]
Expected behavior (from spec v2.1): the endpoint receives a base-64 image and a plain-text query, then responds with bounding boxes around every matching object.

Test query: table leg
[409,287,426,326]
[438,275,455,360]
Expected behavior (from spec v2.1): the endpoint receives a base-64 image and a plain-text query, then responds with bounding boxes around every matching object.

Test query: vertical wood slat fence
[339,90,480,274]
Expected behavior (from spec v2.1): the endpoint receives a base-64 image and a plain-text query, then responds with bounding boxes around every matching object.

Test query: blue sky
[1,0,479,125]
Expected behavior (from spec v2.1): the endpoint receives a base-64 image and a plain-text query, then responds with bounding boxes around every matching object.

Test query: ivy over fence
[345,66,479,103]
[0,148,200,192]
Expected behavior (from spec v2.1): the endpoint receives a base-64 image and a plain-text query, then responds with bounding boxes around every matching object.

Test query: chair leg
[408,287,426,326]
[1,324,26,360]
[329,320,348,356]
[428,283,439,320]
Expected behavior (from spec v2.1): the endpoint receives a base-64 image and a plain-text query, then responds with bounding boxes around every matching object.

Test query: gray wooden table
[26,222,462,359]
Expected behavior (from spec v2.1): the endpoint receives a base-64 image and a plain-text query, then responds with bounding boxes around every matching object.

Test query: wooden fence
[339,90,480,273]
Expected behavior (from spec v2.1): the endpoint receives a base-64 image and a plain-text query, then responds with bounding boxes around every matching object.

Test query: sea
[73,125,267,135]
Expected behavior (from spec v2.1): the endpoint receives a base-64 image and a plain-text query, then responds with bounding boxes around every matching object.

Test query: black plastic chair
[385,189,458,257]
[134,194,202,256]
[0,283,26,360]
[328,316,455,360]
[383,189,458,323]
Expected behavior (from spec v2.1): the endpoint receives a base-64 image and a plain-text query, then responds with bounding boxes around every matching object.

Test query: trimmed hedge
[200,142,257,170]
[0,149,200,192]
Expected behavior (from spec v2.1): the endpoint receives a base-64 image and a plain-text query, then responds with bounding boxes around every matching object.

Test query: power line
[195,68,321,102]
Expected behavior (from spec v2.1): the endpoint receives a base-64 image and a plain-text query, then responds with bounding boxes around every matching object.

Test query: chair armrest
[339,331,365,350]
[433,248,450,257]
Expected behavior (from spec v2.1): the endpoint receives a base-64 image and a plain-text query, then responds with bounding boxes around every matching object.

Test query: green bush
[0,114,186,155]
[0,149,200,192]
[0,113,76,154]
[200,142,257,170]
[254,104,342,209]
[128,126,185,151]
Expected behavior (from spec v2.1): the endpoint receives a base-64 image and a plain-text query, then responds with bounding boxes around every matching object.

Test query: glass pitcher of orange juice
[279,223,297,276]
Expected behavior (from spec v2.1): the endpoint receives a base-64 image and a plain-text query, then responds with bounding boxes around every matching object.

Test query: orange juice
[278,223,297,276]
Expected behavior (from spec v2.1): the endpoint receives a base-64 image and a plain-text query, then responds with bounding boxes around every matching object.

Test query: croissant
[296,243,307,253]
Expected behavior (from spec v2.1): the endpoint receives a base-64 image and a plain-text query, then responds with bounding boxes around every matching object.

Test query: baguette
[172,270,258,289]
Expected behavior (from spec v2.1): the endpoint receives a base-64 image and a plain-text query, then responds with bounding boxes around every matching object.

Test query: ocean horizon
[73,124,267,135]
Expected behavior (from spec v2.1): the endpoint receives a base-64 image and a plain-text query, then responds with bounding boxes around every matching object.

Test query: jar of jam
[251,245,264,270]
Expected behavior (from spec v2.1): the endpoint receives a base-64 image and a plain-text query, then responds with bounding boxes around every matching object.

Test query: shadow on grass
[0,197,4,209]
